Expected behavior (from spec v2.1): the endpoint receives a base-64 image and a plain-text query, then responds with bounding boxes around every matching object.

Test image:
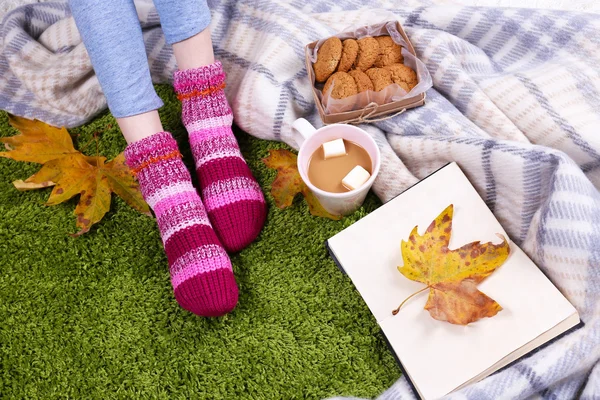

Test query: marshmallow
[342,165,371,191]
[322,138,346,159]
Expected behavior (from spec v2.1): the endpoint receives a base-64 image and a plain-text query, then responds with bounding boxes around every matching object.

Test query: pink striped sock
[124,131,238,317]
[174,61,267,252]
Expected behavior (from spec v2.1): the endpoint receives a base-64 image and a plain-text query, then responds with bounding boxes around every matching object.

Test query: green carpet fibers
[0,85,400,399]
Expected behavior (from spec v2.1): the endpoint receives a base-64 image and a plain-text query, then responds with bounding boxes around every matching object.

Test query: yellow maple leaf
[18,153,150,236]
[0,116,150,236]
[262,149,341,220]
[393,204,510,325]
[0,115,78,164]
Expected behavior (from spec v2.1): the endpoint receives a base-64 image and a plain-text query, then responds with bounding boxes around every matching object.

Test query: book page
[327,163,577,400]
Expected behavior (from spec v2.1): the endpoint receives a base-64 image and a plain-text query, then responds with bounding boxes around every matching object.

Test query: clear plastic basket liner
[309,21,432,114]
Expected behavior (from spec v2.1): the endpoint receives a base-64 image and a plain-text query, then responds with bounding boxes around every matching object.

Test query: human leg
[154,0,267,252]
[69,0,163,125]
[69,0,238,316]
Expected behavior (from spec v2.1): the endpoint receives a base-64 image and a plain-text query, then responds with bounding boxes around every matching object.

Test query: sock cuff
[173,60,226,95]
[124,131,182,173]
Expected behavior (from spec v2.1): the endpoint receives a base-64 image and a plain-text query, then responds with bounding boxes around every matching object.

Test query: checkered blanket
[1,1,600,398]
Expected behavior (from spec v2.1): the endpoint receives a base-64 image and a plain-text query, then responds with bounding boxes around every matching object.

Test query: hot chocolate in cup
[293,118,381,216]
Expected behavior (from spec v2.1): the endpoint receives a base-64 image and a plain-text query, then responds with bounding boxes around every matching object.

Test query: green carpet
[0,85,400,399]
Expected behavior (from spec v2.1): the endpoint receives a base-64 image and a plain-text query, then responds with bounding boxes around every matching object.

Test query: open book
[326,162,580,400]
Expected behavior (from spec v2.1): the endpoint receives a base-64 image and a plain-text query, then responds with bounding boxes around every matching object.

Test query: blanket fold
[1,1,599,398]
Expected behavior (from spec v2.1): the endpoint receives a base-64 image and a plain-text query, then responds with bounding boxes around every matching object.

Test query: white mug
[293,118,381,216]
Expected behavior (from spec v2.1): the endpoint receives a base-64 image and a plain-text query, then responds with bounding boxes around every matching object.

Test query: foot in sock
[174,61,267,252]
[124,131,238,317]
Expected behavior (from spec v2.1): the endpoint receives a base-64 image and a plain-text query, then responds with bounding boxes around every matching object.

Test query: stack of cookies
[312,36,418,103]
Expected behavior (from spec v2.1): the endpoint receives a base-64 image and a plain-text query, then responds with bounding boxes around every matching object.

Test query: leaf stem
[392,286,430,316]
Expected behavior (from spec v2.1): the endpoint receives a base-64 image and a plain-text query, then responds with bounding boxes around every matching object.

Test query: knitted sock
[124,131,238,317]
[173,61,266,253]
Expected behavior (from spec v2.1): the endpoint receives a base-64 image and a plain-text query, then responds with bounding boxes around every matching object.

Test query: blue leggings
[69,0,211,118]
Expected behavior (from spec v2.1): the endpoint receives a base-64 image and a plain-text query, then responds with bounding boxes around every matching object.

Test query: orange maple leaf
[0,115,150,236]
[262,149,341,220]
[393,204,511,325]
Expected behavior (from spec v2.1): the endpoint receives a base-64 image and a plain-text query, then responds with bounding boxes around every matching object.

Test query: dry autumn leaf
[262,149,341,220]
[0,115,150,236]
[0,115,78,163]
[393,204,510,325]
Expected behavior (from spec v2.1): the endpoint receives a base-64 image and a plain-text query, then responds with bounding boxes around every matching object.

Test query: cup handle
[292,118,317,146]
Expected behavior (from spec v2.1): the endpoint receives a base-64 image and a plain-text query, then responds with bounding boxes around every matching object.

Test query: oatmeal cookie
[365,68,393,92]
[374,35,404,67]
[337,39,359,72]
[313,37,342,82]
[383,63,418,91]
[355,37,380,71]
[322,71,358,99]
[348,69,374,93]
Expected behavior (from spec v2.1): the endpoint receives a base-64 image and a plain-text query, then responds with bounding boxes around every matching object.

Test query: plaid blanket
[1,1,600,398]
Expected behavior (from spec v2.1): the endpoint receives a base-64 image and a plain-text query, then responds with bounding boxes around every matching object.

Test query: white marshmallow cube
[342,165,371,191]
[322,138,346,159]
